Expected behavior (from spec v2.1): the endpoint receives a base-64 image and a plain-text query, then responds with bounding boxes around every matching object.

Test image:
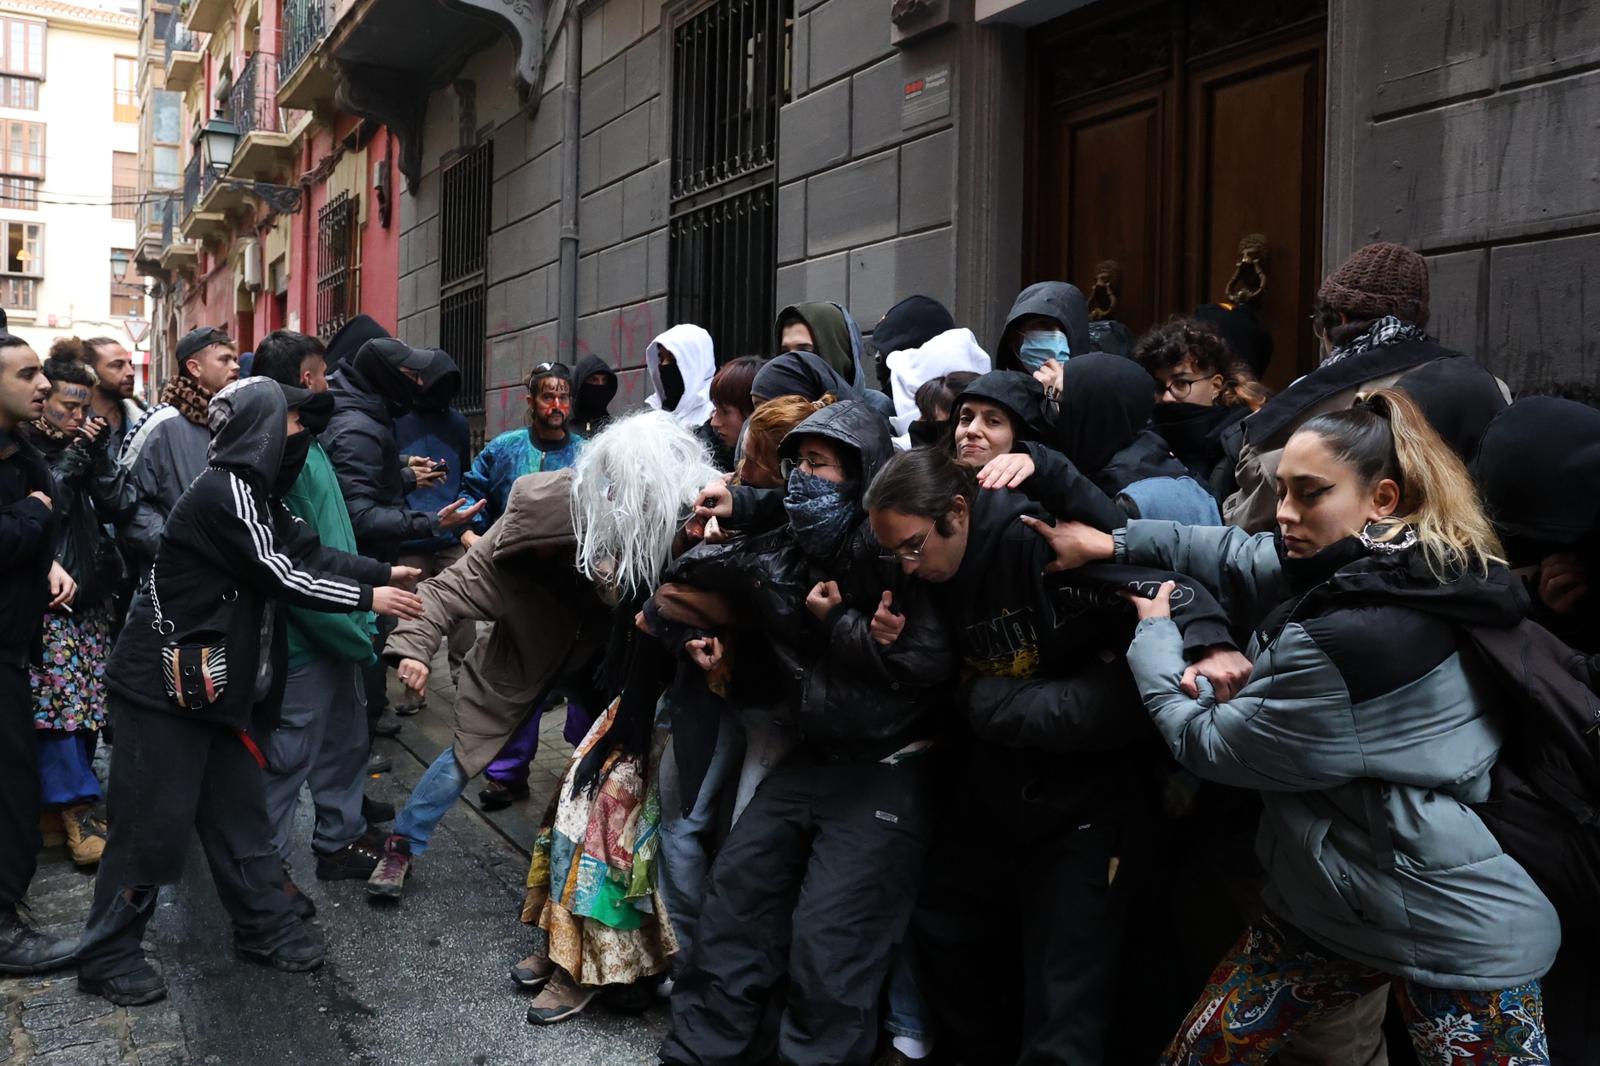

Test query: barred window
[315,191,358,340]
[668,0,791,359]
[439,141,492,415]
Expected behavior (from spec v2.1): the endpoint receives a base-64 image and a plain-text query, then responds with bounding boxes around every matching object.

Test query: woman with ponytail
[1029,388,1559,1064]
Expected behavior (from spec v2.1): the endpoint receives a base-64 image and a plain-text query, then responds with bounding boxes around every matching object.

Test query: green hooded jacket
[283,441,378,670]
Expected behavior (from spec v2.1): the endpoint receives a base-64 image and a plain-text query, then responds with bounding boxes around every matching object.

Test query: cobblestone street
[1,649,669,1065]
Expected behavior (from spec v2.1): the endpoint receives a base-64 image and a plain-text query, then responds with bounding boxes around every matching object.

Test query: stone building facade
[361,0,1596,437]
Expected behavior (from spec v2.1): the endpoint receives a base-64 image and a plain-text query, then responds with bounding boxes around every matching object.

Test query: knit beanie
[1316,241,1430,328]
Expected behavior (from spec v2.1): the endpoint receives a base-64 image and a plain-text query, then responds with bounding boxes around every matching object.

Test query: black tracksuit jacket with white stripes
[107,462,390,731]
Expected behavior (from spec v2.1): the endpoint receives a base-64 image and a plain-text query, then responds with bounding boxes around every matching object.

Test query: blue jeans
[657,711,744,957]
[885,945,931,1042]
[393,747,469,856]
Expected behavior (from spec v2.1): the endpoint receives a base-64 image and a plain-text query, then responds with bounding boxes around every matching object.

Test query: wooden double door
[1027,0,1327,391]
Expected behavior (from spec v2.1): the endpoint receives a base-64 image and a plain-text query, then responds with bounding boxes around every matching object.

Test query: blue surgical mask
[1016,329,1071,372]
[784,469,860,559]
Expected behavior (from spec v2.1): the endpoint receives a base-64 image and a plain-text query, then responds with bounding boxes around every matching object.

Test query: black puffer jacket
[322,352,439,562]
[664,401,953,757]
[107,378,391,730]
[27,423,136,608]
[0,427,55,667]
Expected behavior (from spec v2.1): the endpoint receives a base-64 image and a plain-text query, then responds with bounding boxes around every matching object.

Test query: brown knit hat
[1316,241,1430,328]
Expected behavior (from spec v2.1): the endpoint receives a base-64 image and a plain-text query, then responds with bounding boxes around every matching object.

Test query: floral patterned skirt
[520,698,677,988]
[31,604,114,732]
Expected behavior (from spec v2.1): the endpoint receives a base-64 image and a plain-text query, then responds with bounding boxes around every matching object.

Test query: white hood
[645,324,717,430]
[886,327,992,434]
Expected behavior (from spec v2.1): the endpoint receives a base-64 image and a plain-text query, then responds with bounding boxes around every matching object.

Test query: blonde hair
[737,393,837,488]
[1296,387,1504,578]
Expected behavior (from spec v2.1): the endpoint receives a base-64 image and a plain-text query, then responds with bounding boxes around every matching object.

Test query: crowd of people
[0,238,1597,1066]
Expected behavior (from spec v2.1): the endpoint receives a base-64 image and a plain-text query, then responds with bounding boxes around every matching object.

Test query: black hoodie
[751,350,859,404]
[950,370,1050,442]
[106,378,391,729]
[325,313,391,374]
[944,485,1234,820]
[572,353,617,436]
[1477,398,1600,553]
[995,281,1095,371]
[1396,357,1506,465]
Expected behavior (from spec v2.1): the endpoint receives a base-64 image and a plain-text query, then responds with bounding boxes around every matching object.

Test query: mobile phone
[432,458,448,473]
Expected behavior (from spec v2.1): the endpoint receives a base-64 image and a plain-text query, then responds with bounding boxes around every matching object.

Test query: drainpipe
[556,6,581,361]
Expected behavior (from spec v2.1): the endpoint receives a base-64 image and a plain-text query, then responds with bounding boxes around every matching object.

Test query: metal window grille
[669,0,790,360]
[315,191,357,340]
[440,142,492,287]
[439,141,492,413]
[440,287,487,416]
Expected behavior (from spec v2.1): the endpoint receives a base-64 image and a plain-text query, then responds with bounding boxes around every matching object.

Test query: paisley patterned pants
[1162,913,1550,1066]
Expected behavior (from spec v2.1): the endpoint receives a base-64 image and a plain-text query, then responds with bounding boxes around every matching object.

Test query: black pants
[363,617,394,732]
[913,774,1134,1066]
[78,702,301,980]
[0,662,40,908]
[662,756,931,1066]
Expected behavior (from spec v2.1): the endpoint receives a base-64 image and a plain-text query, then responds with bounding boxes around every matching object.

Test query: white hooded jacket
[885,328,992,447]
[645,324,717,430]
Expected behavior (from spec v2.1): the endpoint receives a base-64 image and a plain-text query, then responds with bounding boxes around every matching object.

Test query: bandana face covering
[784,468,859,559]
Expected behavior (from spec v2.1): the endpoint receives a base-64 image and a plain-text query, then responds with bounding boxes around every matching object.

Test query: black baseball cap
[359,336,438,372]
[176,325,235,364]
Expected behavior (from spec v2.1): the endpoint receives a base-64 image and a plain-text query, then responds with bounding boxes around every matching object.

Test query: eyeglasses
[780,456,838,479]
[1161,376,1204,400]
[879,522,937,563]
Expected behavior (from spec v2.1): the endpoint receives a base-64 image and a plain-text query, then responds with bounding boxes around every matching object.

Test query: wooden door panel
[1054,93,1166,341]
[1188,43,1324,391]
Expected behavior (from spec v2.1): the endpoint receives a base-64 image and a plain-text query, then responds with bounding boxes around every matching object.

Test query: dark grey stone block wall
[1325,0,1600,391]
[776,0,961,346]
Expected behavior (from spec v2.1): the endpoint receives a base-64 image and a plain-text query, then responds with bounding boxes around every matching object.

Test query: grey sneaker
[365,835,412,901]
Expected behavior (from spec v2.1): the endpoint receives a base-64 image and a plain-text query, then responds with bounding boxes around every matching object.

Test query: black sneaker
[0,907,76,975]
[362,795,396,824]
[477,779,529,811]
[234,926,325,972]
[367,750,393,775]
[372,715,402,738]
[79,964,167,1006]
[316,829,387,881]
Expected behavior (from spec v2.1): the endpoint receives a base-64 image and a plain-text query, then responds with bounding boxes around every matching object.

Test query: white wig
[570,409,722,599]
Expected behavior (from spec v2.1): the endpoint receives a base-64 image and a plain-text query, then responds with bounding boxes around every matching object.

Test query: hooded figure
[647,324,717,429]
[572,353,618,437]
[775,302,897,419]
[1055,353,1221,524]
[886,328,991,445]
[1476,398,1600,558]
[396,349,471,556]
[873,295,957,385]
[951,370,1050,446]
[995,282,1095,373]
[82,376,395,996]
[323,337,451,561]
[1396,357,1508,466]
[1193,302,1273,380]
[752,350,858,405]
[325,314,391,374]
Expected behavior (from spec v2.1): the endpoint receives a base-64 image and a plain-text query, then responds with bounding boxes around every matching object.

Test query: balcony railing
[113,184,137,220]
[181,152,213,215]
[228,51,282,138]
[279,0,328,84]
[161,200,175,249]
[163,14,197,54]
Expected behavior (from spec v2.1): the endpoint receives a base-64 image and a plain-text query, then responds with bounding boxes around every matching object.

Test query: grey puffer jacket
[117,405,210,571]
[1119,521,1560,990]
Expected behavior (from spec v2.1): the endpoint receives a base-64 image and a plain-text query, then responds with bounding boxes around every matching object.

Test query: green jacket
[283,441,378,670]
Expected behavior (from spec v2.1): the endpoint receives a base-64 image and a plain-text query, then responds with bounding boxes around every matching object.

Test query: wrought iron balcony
[279,0,328,85]
[228,51,281,139]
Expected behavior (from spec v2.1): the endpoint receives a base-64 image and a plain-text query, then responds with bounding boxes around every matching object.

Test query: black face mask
[275,429,314,496]
[660,363,686,412]
[577,381,613,419]
[908,419,950,447]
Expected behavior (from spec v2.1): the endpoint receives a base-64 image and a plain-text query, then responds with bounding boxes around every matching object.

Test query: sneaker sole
[526,994,596,1025]
[511,971,552,991]
[365,882,404,901]
[233,946,325,973]
[78,976,167,1006]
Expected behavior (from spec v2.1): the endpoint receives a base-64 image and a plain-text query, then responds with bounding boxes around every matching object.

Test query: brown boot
[62,804,106,866]
[38,810,65,848]
[524,969,599,1025]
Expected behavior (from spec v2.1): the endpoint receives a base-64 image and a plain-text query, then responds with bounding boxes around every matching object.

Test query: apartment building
[0,0,145,373]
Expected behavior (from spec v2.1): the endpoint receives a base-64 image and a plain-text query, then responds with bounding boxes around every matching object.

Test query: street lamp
[194,115,302,213]
[199,117,239,176]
